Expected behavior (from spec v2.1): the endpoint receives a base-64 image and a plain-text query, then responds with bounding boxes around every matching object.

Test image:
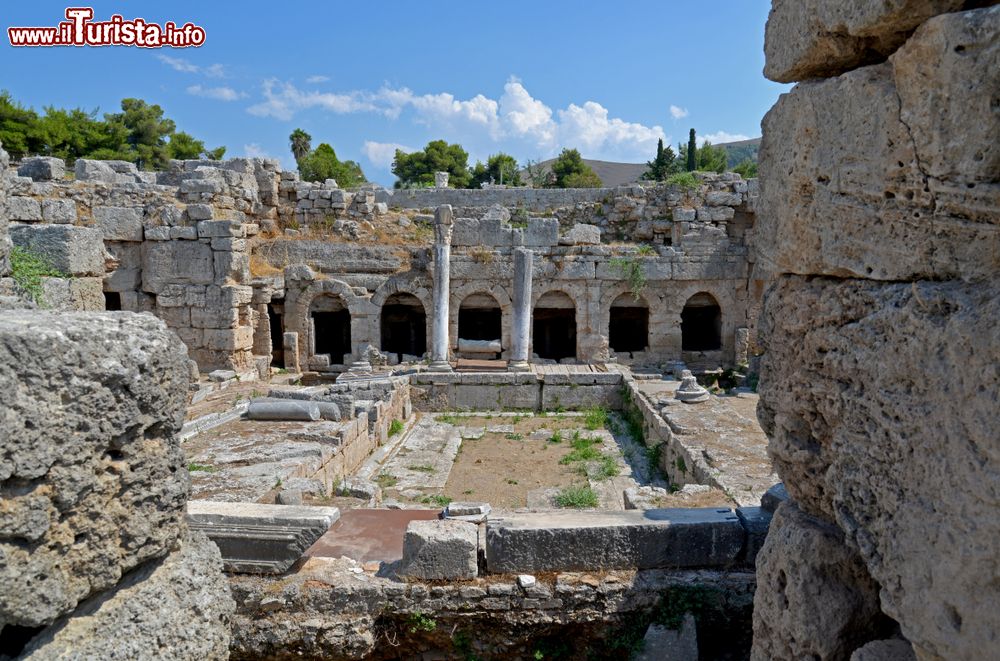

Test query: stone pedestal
[428,205,453,372]
[509,247,533,372]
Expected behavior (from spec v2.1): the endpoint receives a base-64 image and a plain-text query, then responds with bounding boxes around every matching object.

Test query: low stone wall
[227,560,756,660]
[410,370,624,411]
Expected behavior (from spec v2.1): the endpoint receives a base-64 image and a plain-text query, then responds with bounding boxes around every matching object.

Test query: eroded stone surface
[20,532,234,660]
[0,312,190,628]
[751,502,890,661]
[757,7,1000,282]
[763,0,966,83]
[756,276,1000,657]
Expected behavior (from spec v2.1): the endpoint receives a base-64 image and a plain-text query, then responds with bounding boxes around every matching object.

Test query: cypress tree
[686,128,697,172]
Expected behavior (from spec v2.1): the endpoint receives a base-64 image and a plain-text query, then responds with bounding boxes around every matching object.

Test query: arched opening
[609,293,649,353]
[268,299,284,368]
[380,292,427,361]
[458,292,502,359]
[533,291,576,361]
[681,292,721,351]
[309,294,351,364]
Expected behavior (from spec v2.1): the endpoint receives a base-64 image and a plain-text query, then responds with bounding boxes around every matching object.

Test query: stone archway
[380,292,427,360]
[309,293,351,365]
[681,292,722,351]
[533,290,577,361]
[609,292,649,353]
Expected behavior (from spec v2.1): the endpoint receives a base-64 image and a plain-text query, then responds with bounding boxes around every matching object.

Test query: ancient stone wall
[3,149,758,374]
[752,4,999,660]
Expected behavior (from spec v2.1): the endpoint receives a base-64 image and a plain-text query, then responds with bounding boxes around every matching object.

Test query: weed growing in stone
[505,432,524,441]
[408,464,435,473]
[406,612,437,633]
[437,414,460,425]
[583,406,608,430]
[10,246,66,306]
[418,494,452,507]
[187,463,216,472]
[548,431,563,443]
[389,419,404,436]
[375,473,398,488]
[555,484,598,508]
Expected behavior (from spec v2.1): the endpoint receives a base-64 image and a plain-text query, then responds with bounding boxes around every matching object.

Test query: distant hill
[523,137,761,187]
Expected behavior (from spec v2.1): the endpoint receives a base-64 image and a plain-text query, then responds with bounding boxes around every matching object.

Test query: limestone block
[752,502,889,661]
[74,158,120,183]
[757,276,1000,659]
[486,509,744,573]
[204,326,254,351]
[522,217,559,246]
[673,207,696,222]
[758,11,1000,282]
[7,196,42,221]
[19,533,234,660]
[39,276,104,310]
[214,249,250,283]
[198,219,243,238]
[400,519,479,580]
[705,190,741,206]
[17,156,65,181]
[0,312,190,628]
[186,203,213,220]
[186,501,340,574]
[41,198,76,224]
[169,226,198,240]
[763,0,965,83]
[144,226,170,241]
[10,224,104,276]
[141,240,214,292]
[93,206,143,241]
[559,223,602,246]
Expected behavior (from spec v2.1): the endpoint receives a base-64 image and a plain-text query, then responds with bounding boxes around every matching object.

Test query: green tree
[549,148,602,188]
[686,128,697,172]
[0,91,41,159]
[470,152,522,188]
[522,158,554,188]
[732,158,758,178]
[289,128,311,163]
[298,143,366,187]
[696,141,728,173]
[391,139,471,189]
[641,138,680,181]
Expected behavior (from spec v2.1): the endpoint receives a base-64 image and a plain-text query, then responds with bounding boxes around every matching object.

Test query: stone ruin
[0,0,997,658]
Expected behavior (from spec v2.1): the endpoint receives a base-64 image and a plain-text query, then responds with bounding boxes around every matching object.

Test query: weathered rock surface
[751,502,890,661]
[757,6,1000,282]
[20,532,234,660]
[17,155,66,181]
[756,276,1000,658]
[9,223,105,276]
[763,0,966,83]
[0,312,191,628]
[850,639,917,661]
[400,519,479,580]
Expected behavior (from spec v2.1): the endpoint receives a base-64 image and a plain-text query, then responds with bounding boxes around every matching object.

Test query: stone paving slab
[379,414,462,489]
[485,508,744,573]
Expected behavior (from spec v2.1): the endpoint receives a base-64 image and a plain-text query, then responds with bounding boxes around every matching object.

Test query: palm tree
[289,128,312,163]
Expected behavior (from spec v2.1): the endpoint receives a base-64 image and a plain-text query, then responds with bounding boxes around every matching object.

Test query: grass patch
[187,463,216,473]
[555,484,599,509]
[418,494,452,507]
[559,434,603,464]
[437,414,460,425]
[408,464,436,473]
[666,171,700,190]
[375,473,398,488]
[389,419,404,436]
[583,406,608,431]
[547,430,563,444]
[10,246,67,306]
[505,432,524,441]
[594,455,620,480]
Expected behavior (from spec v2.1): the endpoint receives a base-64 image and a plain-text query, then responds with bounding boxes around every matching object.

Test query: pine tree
[686,128,697,172]
[641,138,679,181]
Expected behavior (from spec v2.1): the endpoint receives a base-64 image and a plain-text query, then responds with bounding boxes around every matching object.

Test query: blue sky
[0,1,789,185]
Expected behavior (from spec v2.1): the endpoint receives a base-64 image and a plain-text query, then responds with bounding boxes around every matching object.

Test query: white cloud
[305,75,330,84]
[245,76,665,162]
[186,85,246,102]
[243,143,271,159]
[669,105,689,119]
[247,79,381,121]
[699,131,751,146]
[157,54,225,77]
[363,141,412,169]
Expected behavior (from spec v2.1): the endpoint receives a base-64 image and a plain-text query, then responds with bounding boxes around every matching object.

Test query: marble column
[428,205,454,372]
[508,247,533,372]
